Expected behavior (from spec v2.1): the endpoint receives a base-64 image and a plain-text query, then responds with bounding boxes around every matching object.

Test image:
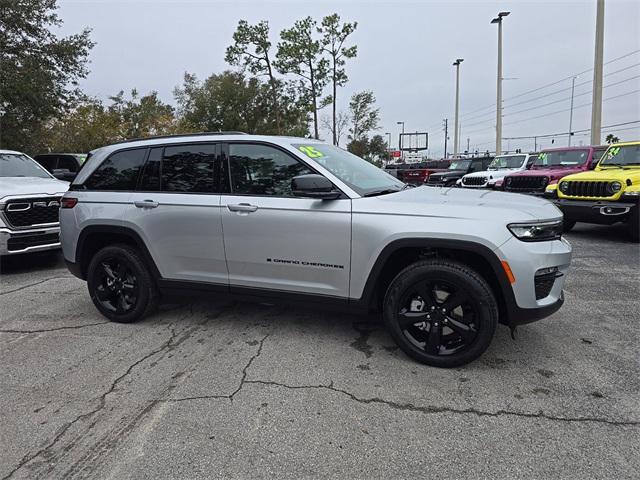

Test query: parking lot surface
[1,223,639,479]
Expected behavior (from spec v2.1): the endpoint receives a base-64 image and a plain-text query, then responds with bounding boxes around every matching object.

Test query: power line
[502,120,640,140]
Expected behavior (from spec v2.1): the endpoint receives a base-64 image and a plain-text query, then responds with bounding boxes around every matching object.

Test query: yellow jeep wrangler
[554,141,640,242]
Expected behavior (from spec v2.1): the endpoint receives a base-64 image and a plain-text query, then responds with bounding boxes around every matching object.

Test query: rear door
[220,142,351,298]
[124,143,228,285]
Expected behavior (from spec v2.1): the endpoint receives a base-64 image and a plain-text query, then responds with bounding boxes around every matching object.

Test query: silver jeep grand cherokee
[60,133,572,367]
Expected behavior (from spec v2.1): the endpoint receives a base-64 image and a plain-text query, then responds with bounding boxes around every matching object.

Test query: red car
[502,146,608,196]
[397,160,450,185]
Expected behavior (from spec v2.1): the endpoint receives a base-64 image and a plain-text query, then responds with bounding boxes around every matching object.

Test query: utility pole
[568,76,577,146]
[466,137,470,154]
[443,118,449,159]
[453,58,464,156]
[385,132,391,164]
[590,0,605,145]
[491,11,510,155]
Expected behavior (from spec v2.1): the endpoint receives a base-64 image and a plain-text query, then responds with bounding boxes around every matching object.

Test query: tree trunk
[309,60,319,139]
[265,57,281,134]
[332,61,337,145]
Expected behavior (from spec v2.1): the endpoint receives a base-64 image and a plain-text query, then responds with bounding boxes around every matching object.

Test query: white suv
[60,133,571,367]
[461,153,538,189]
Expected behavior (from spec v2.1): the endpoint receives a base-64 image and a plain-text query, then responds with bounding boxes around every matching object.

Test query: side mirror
[292,174,341,200]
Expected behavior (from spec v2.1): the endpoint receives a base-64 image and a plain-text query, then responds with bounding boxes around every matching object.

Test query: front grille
[563,181,613,198]
[7,232,59,252]
[534,272,558,300]
[3,197,61,228]
[426,176,444,185]
[462,176,486,186]
[505,176,548,192]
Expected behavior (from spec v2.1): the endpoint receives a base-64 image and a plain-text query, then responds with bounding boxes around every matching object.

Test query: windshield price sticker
[298,146,325,158]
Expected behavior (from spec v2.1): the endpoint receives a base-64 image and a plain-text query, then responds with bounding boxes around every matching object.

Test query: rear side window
[57,156,78,172]
[138,147,162,191]
[161,144,216,193]
[229,143,313,196]
[84,148,147,191]
[35,156,58,171]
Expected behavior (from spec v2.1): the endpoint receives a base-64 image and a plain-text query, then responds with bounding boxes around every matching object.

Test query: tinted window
[161,144,216,193]
[230,144,313,196]
[35,155,58,171]
[85,148,147,190]
[57,156,78,172]
[138,147,162,191]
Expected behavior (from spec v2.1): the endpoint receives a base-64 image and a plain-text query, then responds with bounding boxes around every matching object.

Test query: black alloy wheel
[94,258,139,315]
[383,260,498,367]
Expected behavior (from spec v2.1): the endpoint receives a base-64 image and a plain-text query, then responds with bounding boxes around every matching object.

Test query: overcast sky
[56,0,640,156]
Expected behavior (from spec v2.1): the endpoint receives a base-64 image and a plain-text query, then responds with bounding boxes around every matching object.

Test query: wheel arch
[354,238,517,325]
[75,225,161,281]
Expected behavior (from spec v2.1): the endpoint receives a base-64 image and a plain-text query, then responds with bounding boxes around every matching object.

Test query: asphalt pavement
[0,222,638,479]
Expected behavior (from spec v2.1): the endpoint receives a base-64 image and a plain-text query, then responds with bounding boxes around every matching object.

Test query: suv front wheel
[87,244,158,323]
[383,260,498,367]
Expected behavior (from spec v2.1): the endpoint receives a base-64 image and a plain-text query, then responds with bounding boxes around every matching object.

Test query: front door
[124,143,228,285]
[220,142,351,298]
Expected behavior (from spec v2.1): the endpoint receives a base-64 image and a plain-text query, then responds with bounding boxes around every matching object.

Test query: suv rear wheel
[87,244,158,323]
[383,260,498,367]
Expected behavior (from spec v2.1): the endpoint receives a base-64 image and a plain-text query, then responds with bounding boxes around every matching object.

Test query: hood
[510,166,584,182]
[429,170,465,179]
[464,168,517,180]
[0,177,69,200]
[560,167,640,183]
[355,185,561,223]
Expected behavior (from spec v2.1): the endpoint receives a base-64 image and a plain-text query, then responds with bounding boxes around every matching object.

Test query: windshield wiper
[364,188,402,197]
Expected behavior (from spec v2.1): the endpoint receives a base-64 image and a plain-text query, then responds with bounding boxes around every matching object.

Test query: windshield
[0,153,51,178]
[448,160,471,170]
[599,144,640,167]
[488,155,525,170]
[292,143,404,196]
[534,150,588,168]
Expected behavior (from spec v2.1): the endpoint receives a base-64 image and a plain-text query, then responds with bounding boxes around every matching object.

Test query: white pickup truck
[0,149,69,255]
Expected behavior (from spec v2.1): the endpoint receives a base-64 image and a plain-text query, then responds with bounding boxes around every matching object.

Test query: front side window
[84,148,147,190]
[488,155,526,170]
[448,160,471,170]
[230,144,313,196]
[292,143,403,196]
[0,153,51,178]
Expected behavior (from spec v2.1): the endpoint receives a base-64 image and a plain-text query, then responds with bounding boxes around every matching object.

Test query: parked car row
[419,143,639,242]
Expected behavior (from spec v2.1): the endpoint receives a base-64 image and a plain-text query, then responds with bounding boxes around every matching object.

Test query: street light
[453,58,464,157]
[397,121,405,160]
[491,11,510,155]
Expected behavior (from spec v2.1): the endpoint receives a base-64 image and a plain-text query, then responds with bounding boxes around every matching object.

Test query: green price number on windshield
[298,146,325,158]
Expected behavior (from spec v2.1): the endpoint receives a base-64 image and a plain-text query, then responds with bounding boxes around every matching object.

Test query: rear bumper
[554,198,638,225]
[0,226,60,255]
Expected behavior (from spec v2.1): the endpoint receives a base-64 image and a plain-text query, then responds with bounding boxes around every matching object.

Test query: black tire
[563,220,576,233]
[383,260,498,368]
[87,244,158,323]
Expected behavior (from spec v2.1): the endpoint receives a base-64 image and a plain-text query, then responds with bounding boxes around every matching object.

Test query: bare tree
[321,110,349,146]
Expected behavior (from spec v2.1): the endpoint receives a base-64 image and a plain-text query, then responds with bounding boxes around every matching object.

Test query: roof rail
[114,131,248,145]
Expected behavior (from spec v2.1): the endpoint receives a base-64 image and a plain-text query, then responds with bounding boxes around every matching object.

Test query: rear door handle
[227,203,258,213]
[134,200,159,209]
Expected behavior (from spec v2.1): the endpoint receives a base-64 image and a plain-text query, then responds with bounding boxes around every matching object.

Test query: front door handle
[227,203,258,213]
[134,199,159,209]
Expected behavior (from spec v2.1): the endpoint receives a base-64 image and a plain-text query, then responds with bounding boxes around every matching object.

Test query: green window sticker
[298,145,325,159]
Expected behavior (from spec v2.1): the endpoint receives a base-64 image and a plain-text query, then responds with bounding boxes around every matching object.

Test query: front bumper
[554,198,638,225]
[0,226,61,255]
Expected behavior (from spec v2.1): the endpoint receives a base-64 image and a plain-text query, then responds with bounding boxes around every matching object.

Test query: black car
[425,156,493,187]
[33,153,86,181]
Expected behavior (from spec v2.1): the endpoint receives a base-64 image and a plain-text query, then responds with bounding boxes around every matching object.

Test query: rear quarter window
[84,148,147,191]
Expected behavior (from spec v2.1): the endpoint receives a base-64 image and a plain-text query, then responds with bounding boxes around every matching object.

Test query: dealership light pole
[397,121,405,159]
[568,76,577,146]
[453,58,464,157]
[491,11,510,155]
[385,132,392,163]
[590,0,605,145]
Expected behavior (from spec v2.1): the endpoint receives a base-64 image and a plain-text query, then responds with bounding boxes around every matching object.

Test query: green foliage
[225,20,282,133]
[319,13,358,145]
[174,71,309,137]
[276,17,329,139]
[0,0,94,152]
[348,91,380,142]
[605,133,620,144]
[346,134,387,167]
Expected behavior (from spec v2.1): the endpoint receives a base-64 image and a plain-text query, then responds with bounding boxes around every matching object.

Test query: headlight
[608,181,622,194]
[541,177,549,186]
[508,220,563,242]
[505,177,512,186]
[559,181,570,193]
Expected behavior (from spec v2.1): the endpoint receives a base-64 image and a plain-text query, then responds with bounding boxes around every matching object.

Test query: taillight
[61,197,78,209]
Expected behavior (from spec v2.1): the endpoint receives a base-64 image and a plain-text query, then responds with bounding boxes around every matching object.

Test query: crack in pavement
[0,306,200,480]
[167,333,269,404]
[242,380,640,427]
[0,276,74,296]
[0,322,109,334]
